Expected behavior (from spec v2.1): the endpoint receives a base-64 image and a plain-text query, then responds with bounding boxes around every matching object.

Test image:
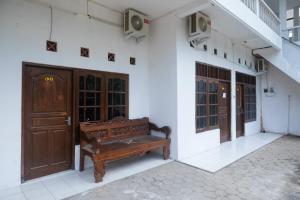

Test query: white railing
[259,0,280,34]
[240,0,281,34]
[241,0,257,13]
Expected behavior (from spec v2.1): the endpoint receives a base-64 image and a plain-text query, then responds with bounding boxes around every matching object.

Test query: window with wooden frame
[75,70,128,143]
[236,72,256,122]
[195,63,230,133]
[244,85,256,122]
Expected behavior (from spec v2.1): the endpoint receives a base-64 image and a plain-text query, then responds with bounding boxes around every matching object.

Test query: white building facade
[0,0,299,190]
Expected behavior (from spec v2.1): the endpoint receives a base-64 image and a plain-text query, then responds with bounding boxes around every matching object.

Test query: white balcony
[211,0,282,49]
[241,0,281,34]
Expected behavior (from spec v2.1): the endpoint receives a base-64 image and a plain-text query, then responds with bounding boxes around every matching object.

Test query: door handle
[65,116,72,126]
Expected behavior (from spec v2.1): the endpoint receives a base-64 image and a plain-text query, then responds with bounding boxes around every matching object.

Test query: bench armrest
[149,122,171,139]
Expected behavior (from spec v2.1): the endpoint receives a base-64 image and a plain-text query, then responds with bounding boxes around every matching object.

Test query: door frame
[236,83,245,138]
[21,62,130,182]
[21,62,76,182]
[219,81,231,143]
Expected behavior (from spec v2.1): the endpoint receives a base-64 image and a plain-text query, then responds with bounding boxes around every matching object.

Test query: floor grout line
[41,180,57,200]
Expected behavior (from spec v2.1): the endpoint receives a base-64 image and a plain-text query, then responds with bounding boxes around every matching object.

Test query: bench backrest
[80,117,150,144]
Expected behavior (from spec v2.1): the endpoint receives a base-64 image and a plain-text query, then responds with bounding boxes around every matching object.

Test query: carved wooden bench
[79,117,171,183]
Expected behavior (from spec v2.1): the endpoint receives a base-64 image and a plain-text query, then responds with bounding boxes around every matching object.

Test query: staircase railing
[282,36,300,49]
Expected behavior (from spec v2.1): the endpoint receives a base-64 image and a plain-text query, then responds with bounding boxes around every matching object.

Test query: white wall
[148,15,179,159]
[175,16,261,160]
[0,0,150,189]
[262,66,300,136]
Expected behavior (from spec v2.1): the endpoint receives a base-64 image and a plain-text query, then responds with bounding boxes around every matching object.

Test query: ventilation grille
[191,13,197,34]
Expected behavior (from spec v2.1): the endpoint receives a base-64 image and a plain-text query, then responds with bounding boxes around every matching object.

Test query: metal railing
[240,0,281,34]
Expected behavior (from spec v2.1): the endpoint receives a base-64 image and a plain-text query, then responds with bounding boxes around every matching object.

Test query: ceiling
[92,0,197,19]
[30,0,273,49]
[201,3,270,49]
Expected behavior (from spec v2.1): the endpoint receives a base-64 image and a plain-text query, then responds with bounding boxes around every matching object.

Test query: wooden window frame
[196,76,220,133]
[236,72,257,123]
[244,84,256,122]
[195,63,231,133]
[74,69,129,143]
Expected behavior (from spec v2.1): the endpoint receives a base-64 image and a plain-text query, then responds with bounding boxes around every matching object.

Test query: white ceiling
[92,0,197,19]
[202,4,270,49]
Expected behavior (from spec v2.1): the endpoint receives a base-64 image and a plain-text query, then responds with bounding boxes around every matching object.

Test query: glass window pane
[210,116,218,126]
[79,108,84,122]
[79,76,85,90]
[210,105,218,115]
[86,92,95,106]
[96,108,100,121]
[86,75,95,90]
[121,94,125,105]
[197,80,206,92]
[197,105,206,117]
[96,78,101,91]
[108,79,113,91]
[96,93,101,106]
[108,107,113,120]
[210,94,218,104]
[108,93,113,105]
[79,92,84,106]
[121,80,126,92]
[113,93,121,105]
[197,117,206,129]
[112,107,125,118]
[197,93,206,104]
[209,82,218,93]
[85,108,95,121]
[113,79,122,91]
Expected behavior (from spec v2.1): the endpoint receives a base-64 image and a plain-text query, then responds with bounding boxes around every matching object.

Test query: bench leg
[93,160,105,183]
[163,144,170,160]
[79,149,85,172]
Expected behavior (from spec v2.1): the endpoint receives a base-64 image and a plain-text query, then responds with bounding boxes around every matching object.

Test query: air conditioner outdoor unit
[124,9,149,40]
[255,58,268,73]
[188,12,211,43]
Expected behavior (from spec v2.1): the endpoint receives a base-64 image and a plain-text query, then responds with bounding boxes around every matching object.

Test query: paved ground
[66,136,300,200]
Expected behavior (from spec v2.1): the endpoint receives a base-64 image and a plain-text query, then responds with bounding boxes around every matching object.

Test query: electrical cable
[49,6,53,41]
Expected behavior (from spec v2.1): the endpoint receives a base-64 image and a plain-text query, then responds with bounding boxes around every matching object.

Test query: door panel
[23,66,73,181]
[218,82,231,143]
[236,84,245,138]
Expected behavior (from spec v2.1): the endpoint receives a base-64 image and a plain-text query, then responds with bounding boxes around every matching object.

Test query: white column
[231,69,237,141]
[279,0,287,37]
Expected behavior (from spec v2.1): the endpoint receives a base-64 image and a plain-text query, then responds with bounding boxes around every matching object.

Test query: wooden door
[218,82,231,143]
[236,84,245,138]
[23,65,73,181]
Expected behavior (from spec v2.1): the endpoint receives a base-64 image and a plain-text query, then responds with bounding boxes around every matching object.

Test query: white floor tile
[42,178,77,200]
[3,193,26,200]
[180,133,283,173]
[2,153,170,200]
[0,186,22,199]
[23,185,52,200]
[20,182,45,192]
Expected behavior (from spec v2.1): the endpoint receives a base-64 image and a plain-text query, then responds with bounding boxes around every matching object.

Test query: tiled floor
[0,153,171,200]
[66,135,300,200]
[180,132,283,172]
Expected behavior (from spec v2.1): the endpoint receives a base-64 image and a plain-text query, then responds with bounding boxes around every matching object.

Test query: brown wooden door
[218,82,231,143]
[236,84,245,138]
[23,65,73,181]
